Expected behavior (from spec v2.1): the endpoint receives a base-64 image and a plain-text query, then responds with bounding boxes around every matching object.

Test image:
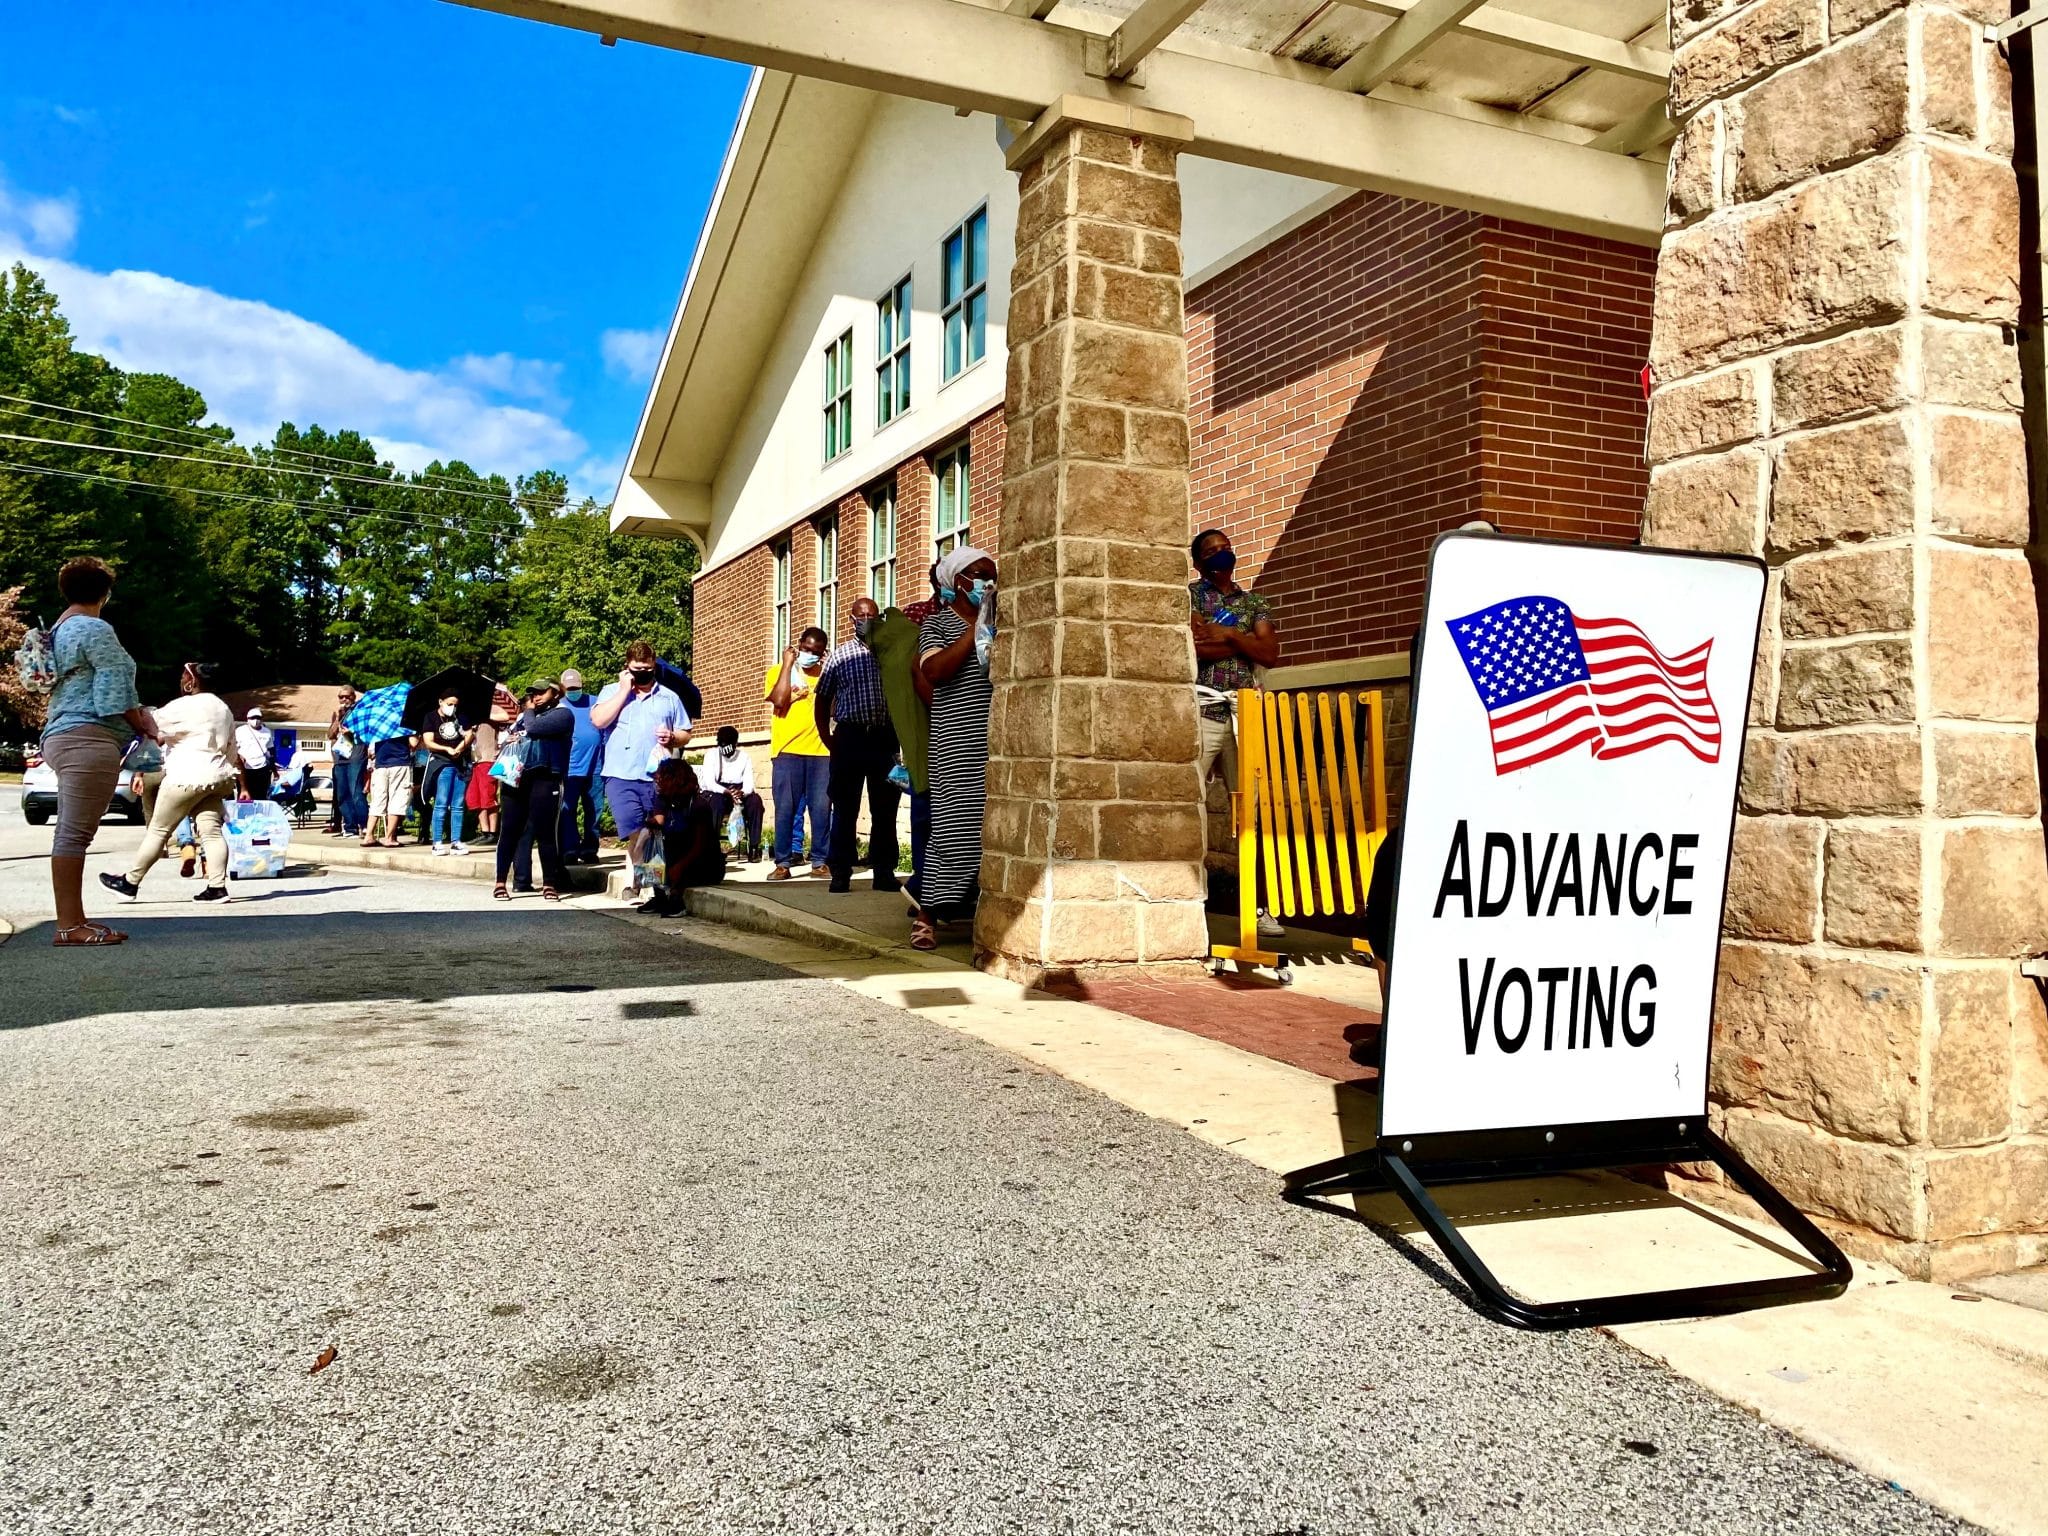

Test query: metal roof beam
[443,0,1665,243]
[1334,0,1672,83]
[1004,0,1061,17]
[1106,0,1210,79]
[1326,0,1488,95]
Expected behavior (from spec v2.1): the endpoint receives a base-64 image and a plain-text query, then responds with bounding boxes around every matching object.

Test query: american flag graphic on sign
[1445,596,1721,775]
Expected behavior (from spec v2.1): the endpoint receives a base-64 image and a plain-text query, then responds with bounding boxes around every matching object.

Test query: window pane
[876,301,892,358]
[943,230,962,305]
[967,291,986,366]
[945,311,962,379]
[896,354,911,410]
[968,210,987,286]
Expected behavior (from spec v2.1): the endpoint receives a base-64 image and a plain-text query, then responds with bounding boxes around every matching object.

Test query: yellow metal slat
[1321,691,1357,915]
[1298,692,1335,915]
[1277,691,1314,913]
[1260,690,1295,918]
[1286,692,1318,909]
[1337,690,1372,905]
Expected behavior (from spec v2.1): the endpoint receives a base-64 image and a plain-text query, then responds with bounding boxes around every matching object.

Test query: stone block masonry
[973,101,1211,983]
[1650,0,2048,1278]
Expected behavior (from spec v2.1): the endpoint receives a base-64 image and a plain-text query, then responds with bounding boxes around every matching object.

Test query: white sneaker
[450,840,470,855]
[1257,907,1285,940]
[432,844,450,857]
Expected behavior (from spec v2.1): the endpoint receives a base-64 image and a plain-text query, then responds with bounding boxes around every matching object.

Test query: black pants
[243,764,272,803]
[826,720,901,884]
[699,789,763,856]
[497,771,566,891]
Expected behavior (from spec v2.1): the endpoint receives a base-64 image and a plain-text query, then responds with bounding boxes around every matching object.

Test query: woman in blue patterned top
[38,557,158,946]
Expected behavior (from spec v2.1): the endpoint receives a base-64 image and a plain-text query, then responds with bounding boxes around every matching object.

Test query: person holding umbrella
[421,690,475,856]
[494,677,575,901]
[345,682,416,849]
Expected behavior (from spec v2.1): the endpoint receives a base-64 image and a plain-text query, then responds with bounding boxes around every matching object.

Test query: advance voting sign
[1378,535,1765,1143]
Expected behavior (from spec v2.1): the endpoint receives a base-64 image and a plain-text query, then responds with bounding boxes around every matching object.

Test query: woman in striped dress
[908,545,997,948]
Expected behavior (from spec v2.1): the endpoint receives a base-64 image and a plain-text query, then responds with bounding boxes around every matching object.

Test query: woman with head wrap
[908,545,997,949]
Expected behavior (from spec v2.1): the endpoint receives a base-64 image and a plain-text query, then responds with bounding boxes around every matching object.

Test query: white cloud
[0,182,588,480]
[52,105,98,128]
[600,326,663,384]
[450,351,564,406]
[0,168,78,254]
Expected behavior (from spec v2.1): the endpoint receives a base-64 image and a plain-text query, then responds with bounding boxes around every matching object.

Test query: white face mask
[440,704,457,718]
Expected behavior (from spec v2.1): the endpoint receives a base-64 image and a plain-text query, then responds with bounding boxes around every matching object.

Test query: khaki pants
[1197,708,1237,793]
[128,780,231,889]
[42,727,125,858]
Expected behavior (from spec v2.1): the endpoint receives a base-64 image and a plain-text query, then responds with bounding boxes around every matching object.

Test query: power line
[0,458,526,540]
[0,419,546,508]
[0,390,567,499]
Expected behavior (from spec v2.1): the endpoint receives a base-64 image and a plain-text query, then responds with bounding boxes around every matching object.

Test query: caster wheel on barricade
[1275,960,1295,988]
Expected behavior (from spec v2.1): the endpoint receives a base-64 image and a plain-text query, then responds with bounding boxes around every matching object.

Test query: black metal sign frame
[1283,533,1852,1329]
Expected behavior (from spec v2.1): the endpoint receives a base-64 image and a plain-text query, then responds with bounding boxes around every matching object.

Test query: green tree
[498,498,698,681]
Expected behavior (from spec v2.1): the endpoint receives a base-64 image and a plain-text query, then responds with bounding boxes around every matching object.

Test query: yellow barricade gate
[1211,686,1390,982]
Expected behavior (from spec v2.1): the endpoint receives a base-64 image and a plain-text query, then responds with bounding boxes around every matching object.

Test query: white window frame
[940,206,989,385]
[932,441,970,561]
[821,328,854,463]
[876,275,912,428]
[816,517,839,639]
[772,539,792,655]
[867,483,898,608]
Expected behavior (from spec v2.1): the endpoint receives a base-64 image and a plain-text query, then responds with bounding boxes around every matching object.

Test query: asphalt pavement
[0,809,1971,1535]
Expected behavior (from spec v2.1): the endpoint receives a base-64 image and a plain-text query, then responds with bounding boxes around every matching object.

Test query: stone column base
[975,858,1209,987]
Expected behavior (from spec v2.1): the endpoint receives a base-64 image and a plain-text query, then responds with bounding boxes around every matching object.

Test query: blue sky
[0,0,750,499]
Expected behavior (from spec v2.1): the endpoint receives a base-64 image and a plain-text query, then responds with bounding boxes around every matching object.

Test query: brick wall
[686,413,1005,736]
[1184,193,1654,667]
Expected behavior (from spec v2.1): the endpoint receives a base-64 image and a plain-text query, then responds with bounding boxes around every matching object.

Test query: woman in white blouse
[99,662,246,903]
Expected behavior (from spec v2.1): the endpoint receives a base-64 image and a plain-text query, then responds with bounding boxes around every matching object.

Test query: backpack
[14,616,61,695]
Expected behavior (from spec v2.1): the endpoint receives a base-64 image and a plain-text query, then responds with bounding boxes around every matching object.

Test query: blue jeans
[330,757,367,834]
[559,774,600,857]
[771,753,831,868]
[430,764,465,844]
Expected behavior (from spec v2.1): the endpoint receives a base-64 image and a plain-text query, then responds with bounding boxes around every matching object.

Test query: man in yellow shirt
[764,626,832,880]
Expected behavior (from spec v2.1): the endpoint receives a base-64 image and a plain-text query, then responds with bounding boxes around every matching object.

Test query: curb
[305,836,616,893]
[0,913,12,947]
[675,883,964,969]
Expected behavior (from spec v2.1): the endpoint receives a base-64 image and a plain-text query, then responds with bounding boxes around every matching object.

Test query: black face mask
[630,670,656,686]
[1199,548,1238,581]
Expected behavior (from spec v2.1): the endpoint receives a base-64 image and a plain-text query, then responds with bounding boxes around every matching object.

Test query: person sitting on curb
[636,759,726,916]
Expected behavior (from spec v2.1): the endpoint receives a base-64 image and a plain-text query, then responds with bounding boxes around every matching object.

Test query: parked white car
[19,759,145,827]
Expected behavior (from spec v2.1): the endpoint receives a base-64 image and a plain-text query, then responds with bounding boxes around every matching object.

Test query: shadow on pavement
[0,905,793,1031]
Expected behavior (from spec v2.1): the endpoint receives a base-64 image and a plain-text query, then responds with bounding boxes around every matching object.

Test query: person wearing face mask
[701,724,763,862]
[1190,528,1283,938]
[764,625,832,882]
[908,546,997,950]
[422,692,475,856]
[591,639,692,896]
[813,596,901,894]
[493,677,576,902]
[556,667,606,864]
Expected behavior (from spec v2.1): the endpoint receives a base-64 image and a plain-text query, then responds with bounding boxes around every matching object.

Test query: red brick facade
[1185,193,1656,662]
[688,191,1654,741]
[690,411,1008,732]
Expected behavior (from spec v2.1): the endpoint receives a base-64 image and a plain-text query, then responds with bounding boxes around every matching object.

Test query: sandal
[909,914,938,952]
[542,886,560,903]
[54,922,126,947]
[492,884,510,901]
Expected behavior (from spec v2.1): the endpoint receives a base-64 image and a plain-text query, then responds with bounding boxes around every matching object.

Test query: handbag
[490,736,535,786]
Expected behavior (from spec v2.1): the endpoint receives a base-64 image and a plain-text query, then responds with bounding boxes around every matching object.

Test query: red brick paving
[1052,973,1381,1087]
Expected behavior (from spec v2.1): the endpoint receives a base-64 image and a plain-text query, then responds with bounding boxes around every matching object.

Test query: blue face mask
[937,587,956,604]
[969,577,995,601]
[797,651,822,670]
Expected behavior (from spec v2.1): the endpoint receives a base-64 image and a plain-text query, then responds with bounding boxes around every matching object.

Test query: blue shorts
[603,776,657,838]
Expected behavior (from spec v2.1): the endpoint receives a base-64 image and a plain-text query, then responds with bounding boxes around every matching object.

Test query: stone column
[974,97,1210,984]
[1650,0,2048,1278]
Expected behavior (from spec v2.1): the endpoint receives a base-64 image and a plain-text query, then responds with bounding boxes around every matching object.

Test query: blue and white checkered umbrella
[344,683,412,745]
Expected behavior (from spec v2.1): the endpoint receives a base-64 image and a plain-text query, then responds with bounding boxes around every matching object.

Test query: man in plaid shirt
[814,594,902,894]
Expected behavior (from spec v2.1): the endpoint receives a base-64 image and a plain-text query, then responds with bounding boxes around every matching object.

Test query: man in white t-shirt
[235,709,276,803]
[700,724,763,862]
